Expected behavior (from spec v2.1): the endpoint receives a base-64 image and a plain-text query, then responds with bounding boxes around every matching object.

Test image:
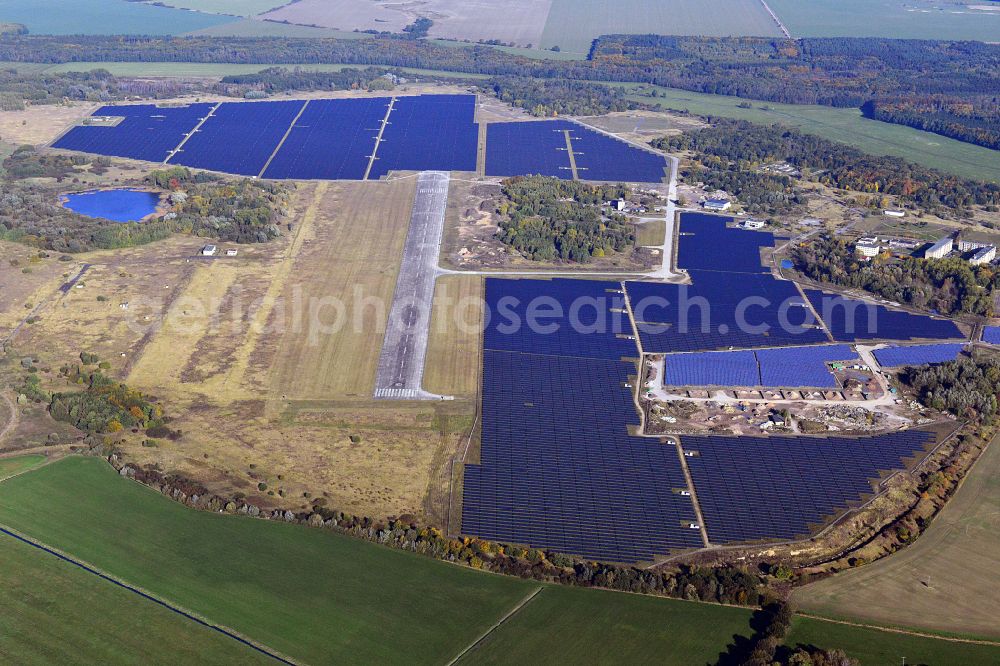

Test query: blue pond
[61,189,161,223]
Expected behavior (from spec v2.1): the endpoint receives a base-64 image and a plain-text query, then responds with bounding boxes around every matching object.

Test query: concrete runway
[373,171,450,399]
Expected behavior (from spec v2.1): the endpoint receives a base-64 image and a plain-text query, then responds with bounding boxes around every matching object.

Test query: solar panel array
[874,343,966,368]
[756,344,857,388]
[569,125,669,183]
[805,289,965,342]
[171,100,306,176]
[676,213,774,274]
[53,103,215,163]
[483,120,668,183]
[463,277,704,562]
[261,98,386,180]
[484,120,576,180]
[662,344,858,388]
[628,275,828,353]
[683,431,934,543]
[368,95,478,178]
[983,326,1000,345]
[662,350,759,387]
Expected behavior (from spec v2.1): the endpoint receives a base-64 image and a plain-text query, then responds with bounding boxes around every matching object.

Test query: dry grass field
[793,434,1000,639]
[423,275,483,398]
[0,103,99,146]
[636,220,666,247]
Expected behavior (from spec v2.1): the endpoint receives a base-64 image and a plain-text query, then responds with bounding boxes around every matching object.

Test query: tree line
[904,357,1000,420]
[496,176,633,263]
[2,34,999,150]
[793,236,999,317]
[654,119,1000,218]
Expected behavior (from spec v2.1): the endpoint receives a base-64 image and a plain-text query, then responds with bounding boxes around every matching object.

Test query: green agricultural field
[0,457,536,665]
[793,435,1000,639]
[430,39,588,61]
[0,532,271,665]
[540,0,783,54]
[458,584,753,664]
[624,84,1000,183]
[787,616,1000,665]
[0,455,45,481]
[0,456,992,663]
[0,0,236,35]
[768,0,1000,41]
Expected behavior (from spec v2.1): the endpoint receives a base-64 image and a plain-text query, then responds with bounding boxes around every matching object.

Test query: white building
[855,241,881,258]
[201,245,217,256]
[969,245,996,266]
[883,209,906,218]
[609,199,627,211]
[958,238,995,253]
[225,248,238,256]
[703,198,732,212]
[924,237,953,259]
[742,219,765,230]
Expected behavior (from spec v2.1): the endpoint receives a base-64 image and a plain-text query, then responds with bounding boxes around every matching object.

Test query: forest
[486,77,638,117]
[1,34,998,148]
[0,157,289,252]
[862,97,1000,152]
[655,119,1000,217]
[792,236,999,317]
[904,357,1000,421]
[496,176,633,263]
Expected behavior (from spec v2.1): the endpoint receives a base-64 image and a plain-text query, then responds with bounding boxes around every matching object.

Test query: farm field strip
[540,0,783,53]
[0,527,274,665]
[793,431,1000,639]
[0,457,540,665]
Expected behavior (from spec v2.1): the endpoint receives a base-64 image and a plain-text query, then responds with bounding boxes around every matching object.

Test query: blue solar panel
[628,275,827,353]
[874,343,965,368]
[677,213,774,274]
[262,97,387,180]
[484,120,668,183]
[805,289,965,342]
[484,120,575,180]
[170,100,306,176]
[482,278,636,360]
[570,125,668,183]
[662,350,760,387]
[756,344,857,388]
[53,103,212,163]
[983,326,1000,345]
[368,94,478,178]
[684,431,935,543]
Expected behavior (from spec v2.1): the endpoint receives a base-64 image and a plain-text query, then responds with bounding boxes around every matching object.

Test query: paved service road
[374,171,450,399]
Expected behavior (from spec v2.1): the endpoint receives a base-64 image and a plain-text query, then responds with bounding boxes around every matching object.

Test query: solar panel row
[56,98,668,183]
[171,100,306,176]
[484,119,669,183]
[684,431,934,543]
[662,344,858,388]
[676,213,774,275]
[805,289,965,342]
[873,343,966,368]
[982,326,1000,345]
[53,102,215,163]
[261,97,386,180]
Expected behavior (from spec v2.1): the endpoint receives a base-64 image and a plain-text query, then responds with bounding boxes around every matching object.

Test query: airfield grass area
[636,219,666,247]
[423,275,483,398]
[459,584,753,664]
[768,0,1000,41]
[0,456,538,664]
[0,455,44,480]
[540,0,782,54]
[793,434,1000,639]
[625,85,1000,183]
[0,531,271,665]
